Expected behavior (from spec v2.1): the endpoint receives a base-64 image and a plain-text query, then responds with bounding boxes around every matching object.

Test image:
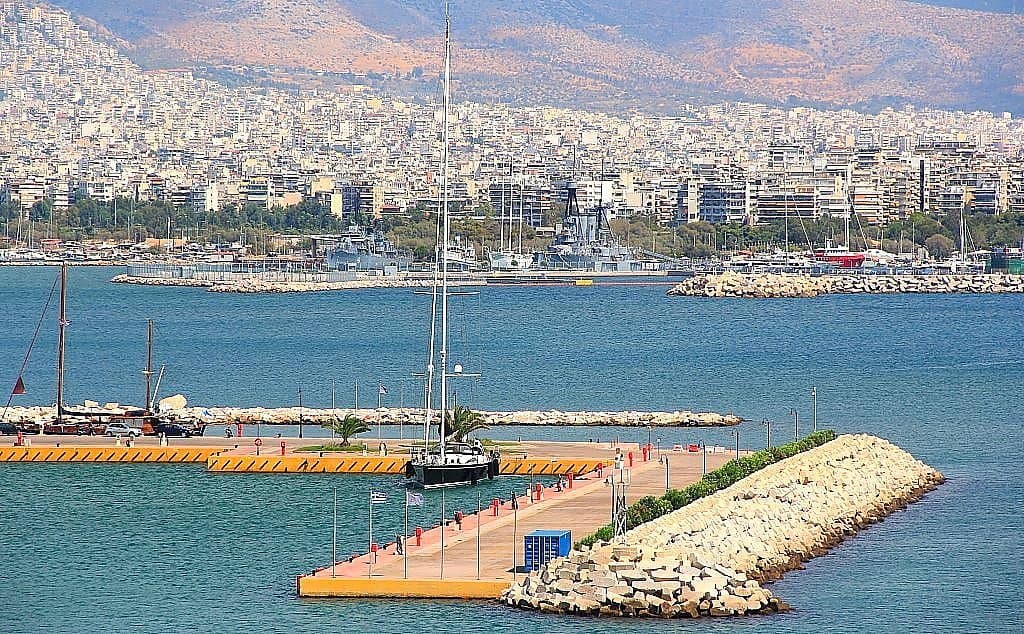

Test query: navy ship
[534,181,638,272]
[325,227,412,271]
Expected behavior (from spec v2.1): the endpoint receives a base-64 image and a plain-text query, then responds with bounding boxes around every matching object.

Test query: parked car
[105,421,143,437]
[0,422,18,435]
[154,423,193,438]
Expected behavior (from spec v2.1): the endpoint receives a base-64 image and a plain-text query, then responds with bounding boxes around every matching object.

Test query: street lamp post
[732,429,740,461]
[790,409,799,441]
[697,440,707,475]
[660,455,670,492]
[762,417,771,449]
[298,387,303,439]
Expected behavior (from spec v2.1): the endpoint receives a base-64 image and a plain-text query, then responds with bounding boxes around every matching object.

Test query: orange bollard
[415,527,423,546]
[567,472,574,489]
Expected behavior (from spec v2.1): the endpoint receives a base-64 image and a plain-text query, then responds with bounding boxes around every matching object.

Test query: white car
[105,422,143,437]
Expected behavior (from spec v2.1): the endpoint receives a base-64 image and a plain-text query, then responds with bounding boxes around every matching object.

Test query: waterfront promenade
[297,449,733,598]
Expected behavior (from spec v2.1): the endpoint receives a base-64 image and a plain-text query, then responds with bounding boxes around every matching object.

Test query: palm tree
[322,414,369,446]
[443,405,489,443]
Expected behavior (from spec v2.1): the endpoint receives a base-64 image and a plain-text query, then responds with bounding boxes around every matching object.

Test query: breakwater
[2,405,741,428]
[110,274,484,293]
[502,434,944,617]
[667,272,1024,298]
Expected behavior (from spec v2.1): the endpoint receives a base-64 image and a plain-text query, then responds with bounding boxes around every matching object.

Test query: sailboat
[405,4,499,489]
[487,157,533,272]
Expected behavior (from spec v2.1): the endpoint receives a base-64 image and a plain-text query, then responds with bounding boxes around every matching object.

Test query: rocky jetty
[110,274,483,294]
[503,434,944,617]
[170,406,741,428]
[667,272,1024,298]
[1,405,740,428]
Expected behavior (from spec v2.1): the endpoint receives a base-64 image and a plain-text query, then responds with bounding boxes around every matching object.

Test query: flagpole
[332,487,337,578]
[404,490,410,579]
[377,383,382,440]
[476,491,481,580]
[440,487,446,579]
[368,489,373,578]
[512,489,518,582]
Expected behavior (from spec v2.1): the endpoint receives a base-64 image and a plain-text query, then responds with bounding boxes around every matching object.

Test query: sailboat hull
[409,458,499,489]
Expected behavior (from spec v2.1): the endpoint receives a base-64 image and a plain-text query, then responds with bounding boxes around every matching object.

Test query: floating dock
[0,446,223,463]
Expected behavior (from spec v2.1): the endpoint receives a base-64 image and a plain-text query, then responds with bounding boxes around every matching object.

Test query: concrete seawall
[3,406,742,428]
[502,434,944,617]
[668,272,1024,298]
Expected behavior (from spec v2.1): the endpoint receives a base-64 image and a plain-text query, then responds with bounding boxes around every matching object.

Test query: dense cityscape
[2,2,1024,258]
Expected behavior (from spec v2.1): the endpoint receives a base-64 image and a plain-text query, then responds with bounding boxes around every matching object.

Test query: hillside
[43,0,1024,111]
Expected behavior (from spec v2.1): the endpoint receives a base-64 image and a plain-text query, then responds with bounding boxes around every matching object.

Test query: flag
[370,490,388,505]
[406,491,424,507]
[12,376,26,395]
[378,384,388,395]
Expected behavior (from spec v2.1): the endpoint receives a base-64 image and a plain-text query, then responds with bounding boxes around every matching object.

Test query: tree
[322,414,369,446]
[442,405,489,443]
[924,234,955,259]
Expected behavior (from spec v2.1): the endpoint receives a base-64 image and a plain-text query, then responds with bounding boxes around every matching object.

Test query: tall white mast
[438,1,453,461]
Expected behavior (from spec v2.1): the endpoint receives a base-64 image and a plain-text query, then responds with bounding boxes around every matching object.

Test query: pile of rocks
[668,272,1024,298]
[112,274,485,294]
[111,274,213,288]
[165,406,741,428]
[503,434,944,617]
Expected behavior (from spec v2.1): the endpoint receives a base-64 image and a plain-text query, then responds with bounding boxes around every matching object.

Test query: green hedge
[575,429,837,549]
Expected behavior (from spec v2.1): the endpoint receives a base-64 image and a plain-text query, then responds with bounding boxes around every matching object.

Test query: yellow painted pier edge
[1,447,607,476]
[0,446,223,463]
[296,576,509,599]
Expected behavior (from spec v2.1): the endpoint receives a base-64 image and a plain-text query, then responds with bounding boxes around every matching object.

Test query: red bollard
[370,543,379,553]
[596,463,603,477]
[492,498,500,516]
[415,527,423,546]
[533,483,543,501]
[16,431,23,446]
[236,423,243,438]
[567,472,574,489]
[628,451,634,467]
[280,441,287,456]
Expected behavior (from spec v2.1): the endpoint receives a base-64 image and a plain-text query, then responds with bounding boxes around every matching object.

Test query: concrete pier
[295,448,733,598]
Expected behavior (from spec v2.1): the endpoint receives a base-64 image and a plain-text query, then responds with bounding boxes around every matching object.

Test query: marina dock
[295,449,733,599]
[0,436,661,476]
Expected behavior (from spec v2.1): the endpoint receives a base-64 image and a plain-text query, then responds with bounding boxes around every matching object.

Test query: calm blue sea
[0,266,1021,633]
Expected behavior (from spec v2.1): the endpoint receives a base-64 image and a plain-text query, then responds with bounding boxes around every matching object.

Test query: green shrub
[573,429,838,548]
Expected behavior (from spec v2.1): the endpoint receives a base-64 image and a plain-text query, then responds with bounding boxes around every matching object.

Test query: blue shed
[524,529,571,572]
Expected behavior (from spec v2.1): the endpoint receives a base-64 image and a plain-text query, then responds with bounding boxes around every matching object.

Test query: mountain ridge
[39,0,1024,112]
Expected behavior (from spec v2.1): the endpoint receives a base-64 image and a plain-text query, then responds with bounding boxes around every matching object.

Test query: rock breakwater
[503,434,944,617]
[667,272,1024,298]
[2,405,741,428]
[110,274,483,294]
